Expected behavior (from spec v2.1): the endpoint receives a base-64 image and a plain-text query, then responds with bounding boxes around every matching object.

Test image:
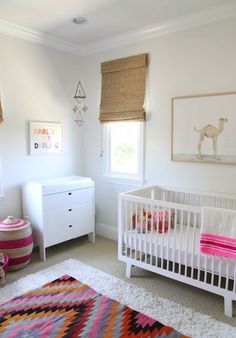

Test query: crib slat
[140,203,143,261]
[125,200,128,257]
[204,255,207,283]
[179,210,184,274]
[151,188,157,266]
[150,202,154,264]
[166,207,171,271]
[173,209,178,272]
[184,211,190,277]
[161,208,165,269]
[191,212,197,279]
[145,203,148,264]
[155,206,159,267]
[211,255,215,286]
[134,202,138,261]
[218,257,222,288]
[226,261,230,291]
[130,202,133,260]
[197,239,201,282]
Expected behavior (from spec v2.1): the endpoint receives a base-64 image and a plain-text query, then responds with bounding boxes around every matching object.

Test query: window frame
[102,121,145,186]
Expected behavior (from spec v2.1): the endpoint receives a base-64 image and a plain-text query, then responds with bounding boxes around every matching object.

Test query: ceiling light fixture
[72,16,88,25]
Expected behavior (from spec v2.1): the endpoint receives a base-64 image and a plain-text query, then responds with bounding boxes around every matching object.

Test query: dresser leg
[39,246,46,261]
[88,232,95,243]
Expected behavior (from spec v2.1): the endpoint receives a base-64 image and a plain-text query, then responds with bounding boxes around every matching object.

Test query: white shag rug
[0,259,235,338]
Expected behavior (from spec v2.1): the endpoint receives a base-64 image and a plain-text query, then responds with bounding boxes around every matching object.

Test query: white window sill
[102,175,146,187]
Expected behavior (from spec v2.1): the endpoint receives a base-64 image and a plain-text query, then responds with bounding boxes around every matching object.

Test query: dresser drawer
[44,208,94,247]
[44,224,81,247]
[44,204,93,230]
[43,188,93,210]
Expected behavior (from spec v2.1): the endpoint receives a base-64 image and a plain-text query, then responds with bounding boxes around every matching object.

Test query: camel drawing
[193,117,228,160]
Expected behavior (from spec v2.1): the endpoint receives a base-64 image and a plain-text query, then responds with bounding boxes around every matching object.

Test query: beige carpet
[4,235,236,328]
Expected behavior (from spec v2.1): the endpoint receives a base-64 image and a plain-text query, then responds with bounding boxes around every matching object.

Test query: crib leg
[126,263,132,278]
[224,296,233,317]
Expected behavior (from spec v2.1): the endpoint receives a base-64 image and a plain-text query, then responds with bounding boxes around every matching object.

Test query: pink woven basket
[0,216,33,271]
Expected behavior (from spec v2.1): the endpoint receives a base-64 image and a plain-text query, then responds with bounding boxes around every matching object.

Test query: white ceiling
[0,0,236,54]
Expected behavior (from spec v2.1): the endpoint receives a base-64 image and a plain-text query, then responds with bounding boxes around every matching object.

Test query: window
[99,53,148,185]
[103,121,145,184]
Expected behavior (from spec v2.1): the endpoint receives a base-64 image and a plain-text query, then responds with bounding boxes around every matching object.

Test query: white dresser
[22,176,95,260]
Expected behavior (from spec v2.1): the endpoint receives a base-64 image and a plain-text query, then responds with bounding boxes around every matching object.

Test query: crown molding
[0,2,236,56]
[0,19,82,55]
[81,3,236,55]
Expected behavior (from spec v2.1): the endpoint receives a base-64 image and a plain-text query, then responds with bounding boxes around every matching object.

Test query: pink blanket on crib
[200,206,236,259]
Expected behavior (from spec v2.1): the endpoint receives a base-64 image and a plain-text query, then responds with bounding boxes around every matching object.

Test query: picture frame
[29,121,63,155]
[171,91,236,164]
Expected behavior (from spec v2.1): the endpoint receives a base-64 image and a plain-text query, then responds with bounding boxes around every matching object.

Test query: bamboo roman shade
[99,53,148,123]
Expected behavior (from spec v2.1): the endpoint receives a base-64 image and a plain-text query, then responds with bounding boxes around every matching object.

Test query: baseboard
[95,223,118,241]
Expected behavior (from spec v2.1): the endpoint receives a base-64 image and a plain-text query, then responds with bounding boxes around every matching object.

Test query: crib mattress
[124,226,235,279]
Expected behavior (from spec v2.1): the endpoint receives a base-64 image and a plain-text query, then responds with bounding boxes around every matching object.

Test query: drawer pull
[68,224,72,228]
[68,192,72,195]
[68,208,72,212]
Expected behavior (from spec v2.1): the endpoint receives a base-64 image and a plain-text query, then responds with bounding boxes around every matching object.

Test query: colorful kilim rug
[0,274,188,337]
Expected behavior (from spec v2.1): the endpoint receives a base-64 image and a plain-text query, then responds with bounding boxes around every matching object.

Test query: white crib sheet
[124,226,235,278]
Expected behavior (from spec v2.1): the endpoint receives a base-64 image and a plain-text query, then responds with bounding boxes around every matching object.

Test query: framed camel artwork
[171,91,236,164]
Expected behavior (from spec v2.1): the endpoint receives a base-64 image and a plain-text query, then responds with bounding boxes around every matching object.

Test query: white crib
[118,185,236,317]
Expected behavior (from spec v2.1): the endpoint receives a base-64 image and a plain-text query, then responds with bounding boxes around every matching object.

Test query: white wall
[80,17,236,235]
[1,17,236,235]
[0,34,83,218]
